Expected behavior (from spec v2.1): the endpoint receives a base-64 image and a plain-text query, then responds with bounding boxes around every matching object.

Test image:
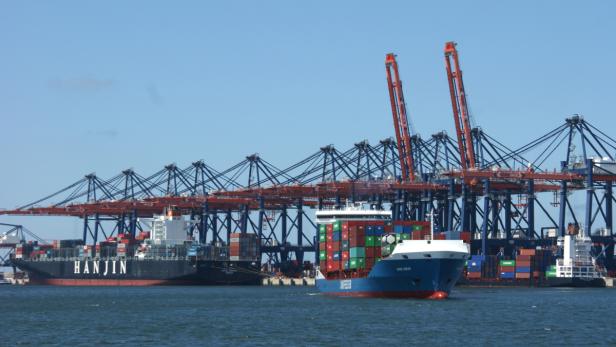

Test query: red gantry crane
[444,41,476,170]
[385,53,415,182]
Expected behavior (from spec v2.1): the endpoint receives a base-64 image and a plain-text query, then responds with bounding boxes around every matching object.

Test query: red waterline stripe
[323,290,449,300]
[28,278,183,286]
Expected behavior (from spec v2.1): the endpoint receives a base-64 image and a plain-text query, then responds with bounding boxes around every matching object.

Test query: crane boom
[385,53,415,181]
[444,41,476,170]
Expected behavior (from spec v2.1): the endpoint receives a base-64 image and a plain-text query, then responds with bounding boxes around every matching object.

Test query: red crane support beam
[446,169,584,182]
[385,53,415,182]
[445,41,476,170]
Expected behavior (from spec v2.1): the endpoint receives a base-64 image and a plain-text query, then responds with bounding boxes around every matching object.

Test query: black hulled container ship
[11,211,264,286]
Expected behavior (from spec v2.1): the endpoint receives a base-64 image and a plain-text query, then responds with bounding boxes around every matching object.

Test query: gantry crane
[385,53,415,182]
[445,41,476,170]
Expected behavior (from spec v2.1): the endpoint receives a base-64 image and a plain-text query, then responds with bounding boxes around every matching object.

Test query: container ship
[11,211,264,286]
[458,232,606,288]
[315,205,470,299]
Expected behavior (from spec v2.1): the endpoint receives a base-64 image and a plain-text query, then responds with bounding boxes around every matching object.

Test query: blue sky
[1,1,615,240]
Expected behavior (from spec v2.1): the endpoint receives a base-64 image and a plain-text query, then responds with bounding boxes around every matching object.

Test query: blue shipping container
[394,225,404,233]
[500,272,515,279]
[516,266,531,273]
[333,252,341,261]
[471,255,486,261]
[332,231,341,242]
[468,261,483,268]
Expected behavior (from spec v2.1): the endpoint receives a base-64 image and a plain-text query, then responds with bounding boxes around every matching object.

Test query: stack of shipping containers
[229,233,259,261]
[515,250,533,279]
[499,259,516,279]
[319,219,436,278]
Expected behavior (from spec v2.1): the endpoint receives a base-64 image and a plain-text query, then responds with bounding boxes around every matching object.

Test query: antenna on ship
[429,211,434,241]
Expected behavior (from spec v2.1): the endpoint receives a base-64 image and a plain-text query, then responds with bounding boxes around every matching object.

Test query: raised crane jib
[444,41,476,170]
[385,53,415,182]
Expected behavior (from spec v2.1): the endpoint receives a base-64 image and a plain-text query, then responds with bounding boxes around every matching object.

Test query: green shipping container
[357,257,365,268]
[500,260,516,266]
[350,247,365,258]
[333,220,341,231]
[319,224,326,234]
[398,233,410,240]
[319,234,326,243]
[365,236,375,247]
[349,258,358,269]
[412,225,423,231]
[547,265,556,271]
[546,270,557,278]
[350,257,365,269]
[319,250,326,261]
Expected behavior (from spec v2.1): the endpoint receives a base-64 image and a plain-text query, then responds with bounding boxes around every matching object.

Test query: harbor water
[1,286,615,346]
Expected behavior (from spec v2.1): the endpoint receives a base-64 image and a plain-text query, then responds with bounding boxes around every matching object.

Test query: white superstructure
[315,203,391,224]
[386,239,469,261]
[555,234,605,279]
[138,211,189,245]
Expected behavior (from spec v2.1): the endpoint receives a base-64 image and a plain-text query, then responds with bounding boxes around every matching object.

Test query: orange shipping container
[466,272,482,279]
[520,249,536,256]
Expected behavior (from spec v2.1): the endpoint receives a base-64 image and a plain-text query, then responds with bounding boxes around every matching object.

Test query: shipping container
[500,272,515,279]
[350,247,366,258]
[519,249,536,256]
[466,272,482,279]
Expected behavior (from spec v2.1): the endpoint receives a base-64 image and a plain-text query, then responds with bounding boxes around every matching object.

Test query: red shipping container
[365,247,375,258]
[326,234,333,242]
[500,266,515,272]
[319,242,326,251]
[349,226,357,233]
[327,261,340,272]
[516,255,532,261]
[516,261,531,267]
[515,272,530,279]
[365,258,375,269]
[342,231,349,240]
[342,223,349,231]
[376,246,382,258]
[327,253,334,262]
[326,224,333,232]
[349,230,365,240]
[330,242,340,252]
[326,243,334,252]
[349,238,365,247]
[341,251,349,260]
[384,225,392,233]
[460,231,471,243]
[466,272,482,279]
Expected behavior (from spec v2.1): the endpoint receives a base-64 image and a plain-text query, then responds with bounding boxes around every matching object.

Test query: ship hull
[457,277,606,288]
[316,258,466,299]
[12,258,264,286]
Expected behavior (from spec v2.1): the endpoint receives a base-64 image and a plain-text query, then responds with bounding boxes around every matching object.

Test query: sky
[0,1,615,241]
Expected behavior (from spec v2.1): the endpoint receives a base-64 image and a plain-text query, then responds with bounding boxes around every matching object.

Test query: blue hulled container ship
[315,205,469,299]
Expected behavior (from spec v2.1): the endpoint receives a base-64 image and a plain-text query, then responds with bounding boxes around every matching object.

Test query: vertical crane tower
[385,53,415,182]
[444,41,476,170]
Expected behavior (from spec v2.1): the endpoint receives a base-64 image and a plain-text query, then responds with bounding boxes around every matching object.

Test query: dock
[262,277,315,286]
